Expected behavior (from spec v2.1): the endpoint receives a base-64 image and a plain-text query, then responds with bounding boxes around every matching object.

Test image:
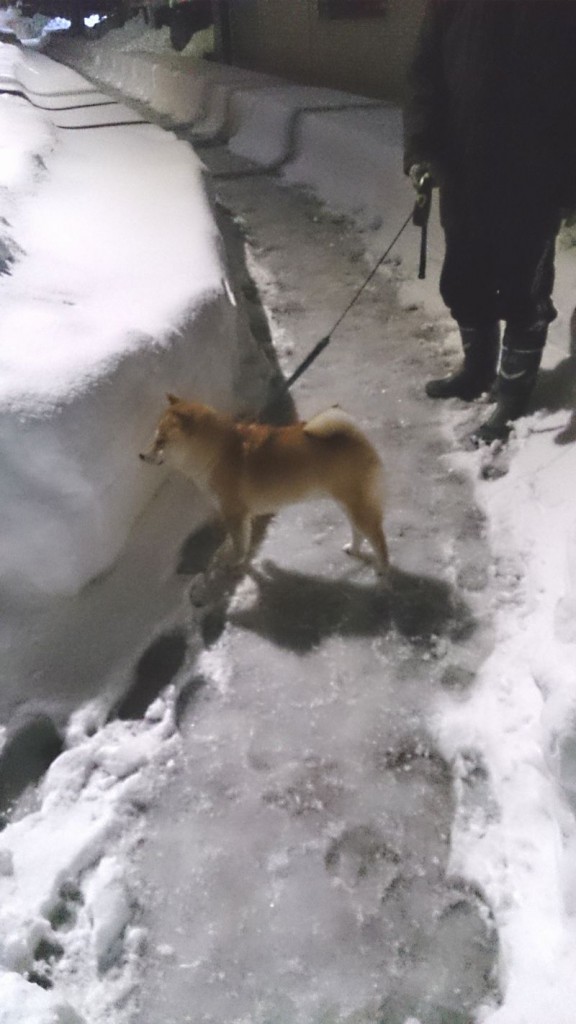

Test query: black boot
[425,323,500,400]
[472,322,547,444]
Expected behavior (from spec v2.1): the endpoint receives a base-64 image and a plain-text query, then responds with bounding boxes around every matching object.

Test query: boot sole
[425,381,495,401]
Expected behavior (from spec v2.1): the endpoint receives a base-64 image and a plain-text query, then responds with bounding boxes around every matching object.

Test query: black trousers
[439,189,562,330]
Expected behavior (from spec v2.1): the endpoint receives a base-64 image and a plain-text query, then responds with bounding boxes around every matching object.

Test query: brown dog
[140,395,388,574]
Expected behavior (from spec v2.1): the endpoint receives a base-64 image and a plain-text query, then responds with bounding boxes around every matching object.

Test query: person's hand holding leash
[409,162,436,192]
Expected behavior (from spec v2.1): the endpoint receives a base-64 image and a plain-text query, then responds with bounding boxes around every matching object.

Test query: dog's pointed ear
[166,393,180,406]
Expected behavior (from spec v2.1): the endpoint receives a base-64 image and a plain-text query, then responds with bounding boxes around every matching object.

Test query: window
[318,0,388,19]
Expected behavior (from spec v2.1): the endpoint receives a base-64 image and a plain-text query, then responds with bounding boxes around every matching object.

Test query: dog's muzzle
[139,449,164,465]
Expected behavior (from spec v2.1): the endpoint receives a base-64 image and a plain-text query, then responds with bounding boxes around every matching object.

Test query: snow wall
[0,43,274,605]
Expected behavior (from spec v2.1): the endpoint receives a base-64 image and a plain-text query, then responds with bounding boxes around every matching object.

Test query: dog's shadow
[176,521,474,654]
[177,517,273,576]
[229,560,474,654]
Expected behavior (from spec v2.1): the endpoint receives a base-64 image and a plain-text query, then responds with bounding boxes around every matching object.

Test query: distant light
[84,14,104,27]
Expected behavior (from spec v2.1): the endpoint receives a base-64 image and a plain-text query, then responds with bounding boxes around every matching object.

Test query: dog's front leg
[221,513,252,566]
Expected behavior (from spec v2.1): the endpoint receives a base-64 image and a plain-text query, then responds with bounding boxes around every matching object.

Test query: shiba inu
[140,395,388,575]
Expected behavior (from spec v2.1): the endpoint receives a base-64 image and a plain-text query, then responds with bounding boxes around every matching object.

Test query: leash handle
[412,173,432,280]
[418,218,428,279]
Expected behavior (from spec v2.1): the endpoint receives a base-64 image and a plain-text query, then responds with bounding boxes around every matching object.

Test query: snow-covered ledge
[0,43,265,602]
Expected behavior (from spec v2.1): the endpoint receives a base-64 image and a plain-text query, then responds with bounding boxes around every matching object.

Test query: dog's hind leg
[363,518,389,575]
[345,523,365,561]
[341,498,389,575]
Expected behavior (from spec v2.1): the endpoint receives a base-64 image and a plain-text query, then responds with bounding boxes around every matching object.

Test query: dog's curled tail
[303,407,365,440]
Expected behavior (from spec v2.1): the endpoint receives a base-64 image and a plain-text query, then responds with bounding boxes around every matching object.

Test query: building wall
[226,0,425,102]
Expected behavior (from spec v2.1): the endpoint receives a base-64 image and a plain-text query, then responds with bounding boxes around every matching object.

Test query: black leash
[263,186,432,413]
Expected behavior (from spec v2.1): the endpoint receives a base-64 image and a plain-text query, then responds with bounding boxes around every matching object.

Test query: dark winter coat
[403,0,576,222]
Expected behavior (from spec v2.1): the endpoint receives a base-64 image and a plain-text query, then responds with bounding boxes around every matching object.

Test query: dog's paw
[208,543,251,583]
[343,542,365,561]
[210,539,236,567]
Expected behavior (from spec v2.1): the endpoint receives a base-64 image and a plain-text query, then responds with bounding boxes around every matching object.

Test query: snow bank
[0,42,260,602]
[431,415,576,1024]
[0,688,181,1023]
[0,972,83,1024]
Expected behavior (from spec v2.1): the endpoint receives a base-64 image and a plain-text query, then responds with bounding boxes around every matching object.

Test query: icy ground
[130,174,499,1024]
[2,9,576,1024]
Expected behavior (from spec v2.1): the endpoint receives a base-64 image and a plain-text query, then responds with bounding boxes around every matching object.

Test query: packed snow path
[130,169,499,1024]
